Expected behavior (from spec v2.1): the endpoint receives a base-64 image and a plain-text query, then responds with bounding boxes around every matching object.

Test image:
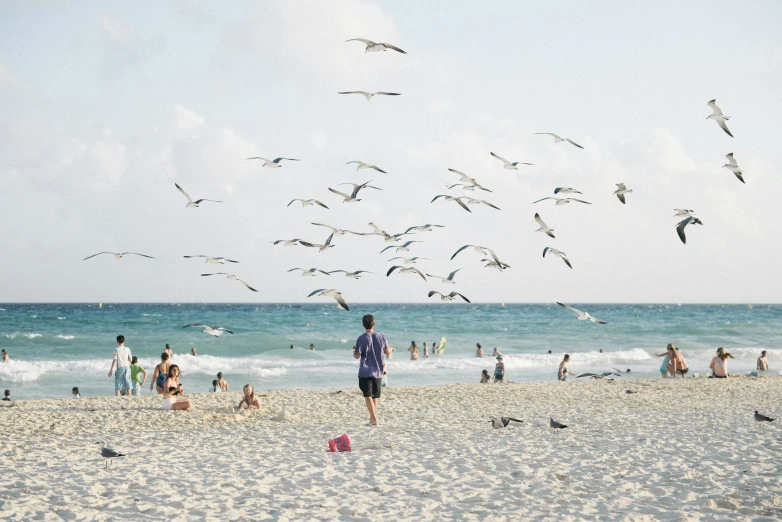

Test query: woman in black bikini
[150,352,171,394]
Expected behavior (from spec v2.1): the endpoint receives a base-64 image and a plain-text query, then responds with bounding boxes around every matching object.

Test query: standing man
[757,351,769,373]
[108,335,132,396]
[558,354,575,381]
[353,314,391,426]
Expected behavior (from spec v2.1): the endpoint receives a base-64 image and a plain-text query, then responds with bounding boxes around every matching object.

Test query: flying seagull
[346,160,387,173]
[707,99,733,138]
[327,270,374,279]
[490,152,534,170]
[674,209,696,217]
[345,38,406,54]
[83,252,154,261]
[182,324,234,337]
[543,247,572,269]
[328,181,381,203]
[550,417,569,429]
[405,224,444,234]
[389,256,431,265]
[431,194,471,212]
[723,153,745,184]
[464,197,501,210]
[183,255,239,265]
[379,240,422,254]
[447,183,493,193]
[175,183,222,208]
[387,265,427,281]
[613,183,633,204]
[201,273,258,292]
[482,258,511,270]
[366,222,406,242]
[489,417,523,429]
[288,199,329,209]
[246,157,300,168]
[451,245,507,269]
[535,214,555,238]
[299,234,336,253]
[556,302,607,324]
[272,238,301,247]
[311,223,366,237]
[754,411,775,423]
[533,197,592,206]
[338,91,401,102]
[448,168,491,192]
[576,371,620,379]
[307,289,350,310]
[428,290,470,303]
[425,268,463,284]
[554,187,583,195]
[676,216,703,245]
[535,133,584,149]
[97,442,126,468]
[288,268,330,277]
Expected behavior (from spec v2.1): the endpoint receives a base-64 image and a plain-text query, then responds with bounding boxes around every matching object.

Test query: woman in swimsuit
[408,341,419,361]
[670,347,689,378]
[709,347,734,378]
[150,352,171,394]
[237,384,262,410]
[161,365,192,410]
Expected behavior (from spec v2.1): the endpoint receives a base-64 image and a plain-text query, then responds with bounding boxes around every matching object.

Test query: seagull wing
[532,197,553,204]
[479,199,500,210]
[725,153,738,167]
[535,132,561,139]
[455,198,472,212]
[427,290,443,298]
[333,294,350,311]
[246,157,272,162]
[676,217,691,244]
[490,152,512,167]
[82,252,114,260]
[369,165,387,173]
[617,193,626,204]
[453,292,471,303]
[311,223,338,233]
[381,43,406,54]
[485,248,503,267]
[183,255,207,259]
[238,278,258,292]
[717,119,734,138]
[314,200,329,209]
[543,247,551,258]
[328,187,352,199]
[447,168,471,182]
[182,323,208,329]
[273,158,299,163]
[412,268,427,281]
[734,171,745,184]
[193,199,222,204]
[616,183,626,190]
[707,99,723,115]
[590,316,607,324]
[379,245,395,253]
[561,255,573,269]
[201,272,228,276]
[307,289,326,298]
[386,266,401,276]
[450,245,475,261]
[534,213,548,227]
[565,138,584,149]
[557,302,584,315]
[338,91,370,96]
[345,38,375,45]
[570,199,592,204]
[375,92,401,96]
[175,183,194,204]
[126,253,155,259]
[287,199,303,207]
[447,267,463,280]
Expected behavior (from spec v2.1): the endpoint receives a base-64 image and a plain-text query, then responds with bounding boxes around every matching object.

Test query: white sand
[1,377,781,520]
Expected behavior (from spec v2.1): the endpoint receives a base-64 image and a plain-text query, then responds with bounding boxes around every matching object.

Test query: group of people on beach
[406,341,444,360]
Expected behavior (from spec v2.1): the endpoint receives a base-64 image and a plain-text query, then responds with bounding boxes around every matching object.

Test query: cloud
[100,13,132,43]
[0,60,25,88]
[311,133,328,150]
[173,105,205,132]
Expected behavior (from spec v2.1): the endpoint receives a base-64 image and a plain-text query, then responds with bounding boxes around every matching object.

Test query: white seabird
[346,160,387,173]
[543,247,572,269]
[613,183,633,204]
[83,252,154,261]
[182,324,234,337]
[452,245,509,269]
[97,442,125,468]
[328,180,381,203]
[707,99,733,138]
[311,223,365,237]
[183,255,239,265]
[490,152,534,169]
[367,222,406,242]
[288,199,329,209]
[288,268,330,277]
[534,213,555,238]
[534,133,584,149]
[431,194,471,212]
[345,38,406,54]
[428,290,470,303]
[425,268,463,284]
[676,216,703,245]
[723,153,745,184]
[464,197,501,210]
[246,157,300,168]
[327,270,374,279]
[388,256,431,265]
[386,265,427,281]
[201,273,258,292]
[554,187,583,195]
[404,224,444,234]
[307,289,350,310]
[272,239,302,247]
[448,168,491,192]
[532,197,592,206]
[673,209,696,217]
[338,91,401,102]
[175,183,222,208]
[299,234,336,253]
[556,302,606,324]
[379,240,422,254]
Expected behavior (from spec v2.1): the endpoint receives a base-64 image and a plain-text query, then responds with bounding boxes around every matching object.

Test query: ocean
[0,303,779,399]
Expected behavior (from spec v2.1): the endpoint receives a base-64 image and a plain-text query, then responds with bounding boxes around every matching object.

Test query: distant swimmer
[757,351,768,372]
[558,354,576,381]
[475,343,484,358]
[1,349,8,362]
[310,344,315,351]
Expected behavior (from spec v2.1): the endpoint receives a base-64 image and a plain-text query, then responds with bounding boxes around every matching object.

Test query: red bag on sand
[328,434,352,452]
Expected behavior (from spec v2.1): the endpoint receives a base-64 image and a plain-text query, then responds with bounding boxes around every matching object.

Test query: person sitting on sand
[161,365,192,410]
[72,387,80,398]
[2,390,10,401]
[558,354,576,381]
[237,384,262,410]
[480,369,491,383]
[191,347,197,357]
[709,347,733,378]
[408,341,419,361]
[217,372,229,391]
[150,352,171,394]
[1,349,8,362]
[670,346,689,378]
[475,343,484,358]
[210,379,219,392]
[494,356,505,383]
[757,351,768,373]
[130,356,147,396]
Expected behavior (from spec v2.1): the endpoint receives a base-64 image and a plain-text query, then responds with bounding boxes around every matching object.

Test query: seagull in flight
[707,99,733,137]
[287,268,330,277]
[327,270,374,279]
[272,238,301,247]
[307,289,350,310]
[448,169,491,192]
[201,273,258,292]
[288,199,329,209]
[431,194,471,212]
[451,245,507,269]
[338,91,401,102]
[674,209,696,217]
[96,442,125,468]
[345,38,406,54]
[246,157,300,168]
[554,187,583,195]
[490,152,534,170]
[543,247,572,269]
[534,214,555,238]
[311,223,365,237]
[613,183,633,204]
[482,258,511,270]
[299,234,336,253]
[489,417,523,429]
[366,222,406,243]
[676,216,703,245]
[83,252,154,261]
[183,255,239,265]
[175,183,222,208]
[379,240,422,254]
[182,324,234,337]
[389,256,431,265]
[557,302,606,324]
[723,153,745,184]
[425,268,463,284]
[535,133,584,149]
[447,183,492,193]
[533,197,592,206]
[387,265,427,281]
[576,372,619,379]
[346,160,387,173]
[405,224,445,234]
[550,417,569,429]
[329,181,381,203]
[464,197,501,210]
[428,290,470,303]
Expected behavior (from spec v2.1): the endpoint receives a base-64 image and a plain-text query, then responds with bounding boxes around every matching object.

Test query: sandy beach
[1,376,780,520]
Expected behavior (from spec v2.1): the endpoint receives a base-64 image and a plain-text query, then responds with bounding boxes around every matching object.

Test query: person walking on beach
[408,341,419,360]
[1,349,8,362]
[217,372,229,391]
[129,356,147,396]
[757,351,769,373]
[558,354,575,381]
[475,343,484,357]
[150,352,171,394]
[108,335,132,397]
[670,346,689,378]
[494,356,505,383]
[353,314,391,426]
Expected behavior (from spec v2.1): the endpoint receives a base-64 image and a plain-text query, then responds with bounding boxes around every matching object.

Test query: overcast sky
[1,1,781,303]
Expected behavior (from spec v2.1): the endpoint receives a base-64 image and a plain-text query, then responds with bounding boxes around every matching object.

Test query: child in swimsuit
[237,384,262,410]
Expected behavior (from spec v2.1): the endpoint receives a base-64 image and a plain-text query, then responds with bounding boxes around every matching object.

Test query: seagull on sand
[299,234,336,253]
[676,216,703,245]
[387,266,427,281]
[327,270,374,279]
[175,183,222,208]
[554,187,583,195]
[307,289,350,310]
[182,324,234,337]
[428,290,471,303]
[201,273,258,292]
[345,38,406,54]
[380,240,422,254]
[490,152,534,170]
[96,442,125,468]
[83,252,154,261]
[674,209,696,218]
[754,411,775,423]
[431,194,471,212]
[543,247,572,269]
[338,91,401,102]
[272,238,302,247]
[550,417,569,429]
[288,268,330,277]
[535,133,584,149]
[723,153,745,184]
[576,371,620,379]
[329,181,381,203]
[535,214,555,238]
[613,183,633,204]
[533,197,592,206]
[425,268,463,284]
[183,255,239,265]
[246,157,300,168]
[556,302,607,324]
[346,160,387,173]
[311,223,365,237]
[464,197,501,210]
[707,99,733,138]
[288,199,329,209]
[489,417,523,429]
[405,224,445,234]
[389,256,431,265]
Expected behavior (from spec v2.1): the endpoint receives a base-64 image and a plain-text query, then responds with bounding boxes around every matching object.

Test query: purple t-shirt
[355,332,388,378]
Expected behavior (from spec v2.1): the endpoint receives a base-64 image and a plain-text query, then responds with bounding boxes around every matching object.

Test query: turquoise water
[0,303,779,398]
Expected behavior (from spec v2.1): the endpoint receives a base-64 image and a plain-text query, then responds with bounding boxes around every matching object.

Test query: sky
[1,0,781,303]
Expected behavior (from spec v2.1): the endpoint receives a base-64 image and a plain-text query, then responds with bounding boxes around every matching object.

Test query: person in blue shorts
[108,335,132,396]
[353,314,392,426]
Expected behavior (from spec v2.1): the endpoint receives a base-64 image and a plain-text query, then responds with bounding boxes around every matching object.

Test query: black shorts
[678,368,689,374]
[358,377,382,398]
